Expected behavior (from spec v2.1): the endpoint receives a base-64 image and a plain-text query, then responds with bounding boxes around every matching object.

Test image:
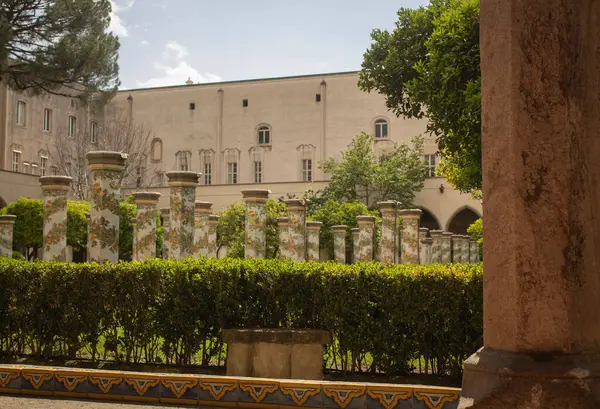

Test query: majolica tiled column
[0,215,16,257]
[194,201,212,258]
[430,230,443,263]
[424,237,433,264]
[351,228,360,264]
[131,218,137,261]
[160,208,170,259]
[418,227,429,264]
[356,215,376,262]
[208,215,219,258]
[378,201,398,263]
[399,209,422,264]
[242,189,270,259]
[332,225,347,264]
[277,217,291,260]
[441,231,453,263]
[452,234,462,263]
[305,221,322,261]
[166,171,200,260]
[461,235,470,263]
[87,151,127,263]
[132,192,161,261]
[85,212,91,261]
[469,238,479,263]
[284,199,307,261]
[39,176,72,261]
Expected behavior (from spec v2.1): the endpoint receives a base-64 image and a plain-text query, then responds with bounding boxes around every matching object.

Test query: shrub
[0,258,482,377]
[467,218,483,259]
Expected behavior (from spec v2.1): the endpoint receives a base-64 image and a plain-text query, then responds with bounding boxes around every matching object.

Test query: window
[316,94,321,102]
[51,166,58,176]
[31,163,38,175]
[258,126,270,145]
[189,102,195,110]
[16,101,26,126]
[200,149,214,185]
[302,159,312,182]
[68,116,76,138]
[151,138,163,162]
[43,109,52,132]
[242,99,248,107]
[11,151,21,172]
[90,121,98,143]
[375,119,388,138]
[425,154,437,177]
[176,151,191,171]
[40,156,48,176]
[156,172,165,186]
[254,161,262,183]
[23,162,30,174]
[204,163,212,185]
[227,162,238,184]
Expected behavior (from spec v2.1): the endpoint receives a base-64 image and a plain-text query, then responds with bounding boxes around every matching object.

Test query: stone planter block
[39,175,72,261]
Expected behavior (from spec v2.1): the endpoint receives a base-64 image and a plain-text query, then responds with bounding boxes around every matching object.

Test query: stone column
[424,237,433,264]
[160,208,170,259]
[277,217,291,260]
[193,201,212,258]
[377,201,398,263]
[332,225,347,264]
[283,199,306,261]
[87,151,127,263]
[430,230,443,263]
[242,189,270,259]
[460,235,470,264]
[39,176,71,261]
[131,218,137,261]
[207,215,219,258]
[132,192,161,261]
[356,216,376,262]
[84,212,91,261]
[469,239,479,263]
[451,234,462,263]
[166,171,200,260]
[399,209,421,264]
[460,2,600,406]
[418,227,429,264]
[0,215,16,257]
[305,221,322,261]
[350,228,359,264]
[441,232,453,264]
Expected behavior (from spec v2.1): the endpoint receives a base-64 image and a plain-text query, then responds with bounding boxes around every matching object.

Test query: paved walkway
[0,395,191,408]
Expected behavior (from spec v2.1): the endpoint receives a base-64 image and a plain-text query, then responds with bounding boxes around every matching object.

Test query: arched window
[374,119,388,138]
[175,151,191,171]
[257,125,270,145]
[151,138,163,162]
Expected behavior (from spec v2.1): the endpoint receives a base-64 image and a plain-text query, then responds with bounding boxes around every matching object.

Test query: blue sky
[109,0,430,89]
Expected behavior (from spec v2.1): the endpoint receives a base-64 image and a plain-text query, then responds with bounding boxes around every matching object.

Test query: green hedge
[0,258,482,377]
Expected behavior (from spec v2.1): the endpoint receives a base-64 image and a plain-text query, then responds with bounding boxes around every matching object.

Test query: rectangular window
[23,162,30,174]
[43,109,52,132]
[52,166,58,176]
[178,153,189,171]
[31,163,38,175]
[68,116,76,138]
[302,159,312,182]
[254,161,262,183]
[11,151,21,172]
[204,163,212,185]
[425,154,437,177]
[90,121,98,143]
[40,156,48,176]
[16,101,26,126]
[227,162,238,184]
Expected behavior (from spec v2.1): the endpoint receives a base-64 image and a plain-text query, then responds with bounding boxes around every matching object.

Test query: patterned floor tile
[123,374,161,401]
[238,379,280,407]
[0,367,22,391]
[198,376,240,405]
[366,384,412,409]
[279,381,323,408]
[412,386,460,409]
[87,371,125,400]
[21,368,54,395]
[54,370,89,396]
[160,375,199,405]
[322,383,366,409]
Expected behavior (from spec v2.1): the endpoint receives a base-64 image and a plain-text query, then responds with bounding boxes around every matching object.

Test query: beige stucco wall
[0,170,43,205]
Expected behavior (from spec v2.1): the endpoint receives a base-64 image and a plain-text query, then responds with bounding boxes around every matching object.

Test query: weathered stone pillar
[418,227,429,264]
[39,176,71,261]
[351,228,359,264]
[84,212,91,261]
[0,215,16,257]
[399,209,421,264]
[87,151,127,263]
[424,237,433,264]
[305,221,322,261]
[284,199,307,261]
[207,215,219,258]
[469,239,479,263]
[166,171,199,260]
[430,230,443,263]
[332,225,347,264]
[378,201,398,263]
[160,208,170,259]
[193,201,212,258]
[460,235,470,264]
[277,217,291,260]
[460,2,600,407]
[451,234,462,263]
[242,189,270,259]
[356,215,376,262]
[441,232,453,264]
[131,218,137,261]
[132,192,160,261]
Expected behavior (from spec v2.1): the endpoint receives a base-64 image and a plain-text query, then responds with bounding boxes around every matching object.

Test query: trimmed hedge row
[0,258,482,377]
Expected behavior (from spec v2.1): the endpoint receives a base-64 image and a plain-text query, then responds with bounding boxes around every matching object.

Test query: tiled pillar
[441,232,453,264]
[277,217,291,260]
[207,215,219,258]
[430,230,443,263]
[469,239,479,263]
[356,215,376,262]
[166,171,200,260]
[283,199,307,262]
[84,212,91,261]
[132,192,161,261]
[452,234,462,263]
[399,209,422,264]
[0,215,16,257]
[131,218,137,261]
[332,225,347,264]
[87,151,127,263]
[418,227,429,264]
[460,235,470,264]
[242,189,270,259]
[424,237,433,264]
[160,208,170,259]
[305,221,322,261]
[193,201,212,258]
[351,228,360,264]
[39,176,72,261]
[378,201,398,263]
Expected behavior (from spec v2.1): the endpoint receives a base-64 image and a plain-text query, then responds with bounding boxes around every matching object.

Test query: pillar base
[459,348,600,408]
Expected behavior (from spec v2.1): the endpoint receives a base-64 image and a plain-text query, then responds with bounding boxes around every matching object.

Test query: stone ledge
[222,328,332,344]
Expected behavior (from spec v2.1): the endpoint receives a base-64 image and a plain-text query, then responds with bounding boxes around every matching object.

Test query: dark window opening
[316,94,321,102]
[189,103,195,110]
[242,99,248,107]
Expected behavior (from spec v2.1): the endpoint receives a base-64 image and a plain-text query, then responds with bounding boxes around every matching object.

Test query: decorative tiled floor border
[0,365,461,409]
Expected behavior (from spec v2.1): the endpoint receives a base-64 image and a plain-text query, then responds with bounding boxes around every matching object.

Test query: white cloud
[108,0,135,37]
[163,41,189,60]
[140,40,151,47]
[137,61,222,88]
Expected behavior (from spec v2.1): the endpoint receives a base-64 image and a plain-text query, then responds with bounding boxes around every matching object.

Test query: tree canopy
[0,0,120,100]
[359,0,481,194]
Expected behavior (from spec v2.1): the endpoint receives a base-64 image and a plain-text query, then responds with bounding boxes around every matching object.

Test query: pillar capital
[377,200,399,212]
[86,151,127,171]
[160,207,170,217]
[306,221,323,230]
[194,201,213,212]
[39,175,72,192]
[0,215,16,224]
[132,191,161,204]
[242,189,271,201]
[430,229,443,237]
[332,225,347,232]
[277,217,289,226]
[398,209,422,219]
[356,215,376,225]
[166,171,200,187]
[209,215,219,224]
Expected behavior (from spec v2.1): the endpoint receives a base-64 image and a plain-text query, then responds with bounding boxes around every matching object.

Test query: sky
[109,0,430,90]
